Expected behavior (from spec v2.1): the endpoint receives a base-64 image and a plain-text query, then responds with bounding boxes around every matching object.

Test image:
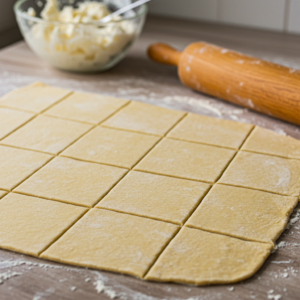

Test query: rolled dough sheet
[0,82,299,286]
[0,190,7,199]
[62,126,160,169]
[135,138,236,183]
[16,157,127,207]
[0,82,71,113]
[167,113,253,149]
[242,126,300,160]
[146,227,272,285]
[0,145,52,191]
[2,115,92,154]
[187,184,298,244]
[41,208,179,278]
[0,193,87,256]
[0,107,34,140]
[46,92,129,125]
[98,171,211,225]
[219,151,300,197]
[102,101,186,136]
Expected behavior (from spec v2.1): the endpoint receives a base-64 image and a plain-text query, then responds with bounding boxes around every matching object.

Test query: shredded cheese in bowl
[16,0,146,72]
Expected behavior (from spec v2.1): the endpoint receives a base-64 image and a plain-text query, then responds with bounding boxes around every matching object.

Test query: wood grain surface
[0,16,300,300]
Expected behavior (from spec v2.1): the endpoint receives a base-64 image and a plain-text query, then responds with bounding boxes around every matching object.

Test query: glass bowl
[14,0,147,72]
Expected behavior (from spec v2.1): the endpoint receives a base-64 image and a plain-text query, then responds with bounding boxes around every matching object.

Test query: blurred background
[1,0,299,49]
[149,0,299,33]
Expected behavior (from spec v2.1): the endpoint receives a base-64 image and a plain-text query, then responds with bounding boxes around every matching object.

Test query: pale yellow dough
[46,92,129,124]
[0,145,52,191]
[0,107,34,140]
[168,113,253,149]
[0,190,7,199]
[135,138,235,182]
[16,157,127,207]
[146,227,272,285]
[1,83,300,287]
[103,101,186,136]
[62,126,160,169]
[2,115,92,154]
[98,171,211,225]
[0,193,87,256]
[0,82,71,113]
[219,151,300,197]
[187,184,298,244]
[242,126,300,160]
[41,208,179,278]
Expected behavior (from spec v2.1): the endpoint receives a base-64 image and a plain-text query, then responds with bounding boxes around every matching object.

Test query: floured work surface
[0,83,299,286]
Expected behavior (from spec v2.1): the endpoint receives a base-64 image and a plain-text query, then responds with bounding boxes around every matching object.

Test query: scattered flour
[94,279,117,299]
[272,241,287,253]
[33,288,55,300]
[0,271,22,284]
[162,96,223,116]
[267,295,281,300]
[274,129,286,136]
[227,287,234,291]
[271,259,293,264]
[286,208,300,230]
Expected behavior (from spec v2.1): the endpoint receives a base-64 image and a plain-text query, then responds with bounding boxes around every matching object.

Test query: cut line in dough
[0,82,299,286]
[0,193,87,256]
[186,184,298,245]
[46,92,129,125]
[0,107,35,140]
[0,82,72,113]
[135,138,236,183]
[219,151,300,197]
[41,208,179,278]
[145,227,273,285]
[98,171,211,225]
[15,156,128,207]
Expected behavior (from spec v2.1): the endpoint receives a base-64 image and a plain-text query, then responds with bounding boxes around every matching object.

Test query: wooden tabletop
[0,16,300,300]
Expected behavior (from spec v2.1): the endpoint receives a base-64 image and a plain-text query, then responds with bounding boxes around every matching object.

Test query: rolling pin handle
[148,43,182,66]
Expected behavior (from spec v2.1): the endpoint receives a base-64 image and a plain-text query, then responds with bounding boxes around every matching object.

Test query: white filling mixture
[25,0,136,71]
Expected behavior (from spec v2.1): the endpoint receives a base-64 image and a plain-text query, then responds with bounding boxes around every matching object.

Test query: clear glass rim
[14,0,148,26]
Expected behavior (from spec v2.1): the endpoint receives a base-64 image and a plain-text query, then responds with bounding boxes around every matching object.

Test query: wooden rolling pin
[148,42,300,126]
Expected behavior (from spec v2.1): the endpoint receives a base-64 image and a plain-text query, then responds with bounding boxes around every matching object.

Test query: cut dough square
[219,152,300,197]
[41,208,179,278]
[0,107,34,140]
[242,126,300,160]
[0,82,71,113]
[168,113,253,149]
[102,101,185,136]
[46,92,129,124]
[0,193,87,256]
[2,115,92,154]
[98,171,211,225]
[0,145,52,191]
[135,138,236,183]
[145,227,272,285]
[187,184,298,244]
[62,127,160,169]
[0,190,7,199]
[16,157,127,207]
